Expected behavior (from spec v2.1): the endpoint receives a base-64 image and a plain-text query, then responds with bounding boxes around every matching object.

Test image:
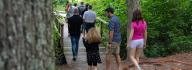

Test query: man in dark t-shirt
[68,8,83,61]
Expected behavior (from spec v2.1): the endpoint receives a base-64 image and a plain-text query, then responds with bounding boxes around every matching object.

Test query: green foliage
[54,5,66,11]
[53,0,67,11]
[53,0,67,6]
[53,15,67,64]
[142,0,192,57]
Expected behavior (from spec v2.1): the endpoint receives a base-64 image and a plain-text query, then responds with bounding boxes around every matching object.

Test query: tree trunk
[0,0,54,70]
[126,0,145,60]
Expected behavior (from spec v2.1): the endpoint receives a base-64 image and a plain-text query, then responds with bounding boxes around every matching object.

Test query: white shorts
[130,39,144,48]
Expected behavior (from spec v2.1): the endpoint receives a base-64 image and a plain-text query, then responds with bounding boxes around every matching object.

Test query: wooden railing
[53,13,67,65]
[96,17,108,47]
[96,17,108,37]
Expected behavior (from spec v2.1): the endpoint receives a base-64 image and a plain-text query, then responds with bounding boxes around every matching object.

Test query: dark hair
[85,3,89,7]
[88,5,92,9]
[66,1,69,5]
[81,2,84,5]
[74,3,77,6]
[132,9,143,21]
[105,7,114,14]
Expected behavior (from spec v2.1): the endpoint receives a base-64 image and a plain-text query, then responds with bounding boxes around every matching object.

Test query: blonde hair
[85,28,102,44]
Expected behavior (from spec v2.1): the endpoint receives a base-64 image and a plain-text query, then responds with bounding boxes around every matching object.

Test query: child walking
[83,27,102,70]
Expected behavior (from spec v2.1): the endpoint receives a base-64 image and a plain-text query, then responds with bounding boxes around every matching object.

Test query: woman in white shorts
[127,9,147,70]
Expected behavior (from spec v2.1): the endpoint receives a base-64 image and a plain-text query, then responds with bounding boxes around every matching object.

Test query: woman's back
[83,40,99,53]
[131,20,147,40]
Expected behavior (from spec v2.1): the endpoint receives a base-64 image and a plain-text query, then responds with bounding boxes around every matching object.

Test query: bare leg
[135,47,143,70]
[88,66,91,70]
[93,66,97,70]
[114,54,122,70]
[129,48,140,70]
[135,48,143,63]
[106,54,112,70]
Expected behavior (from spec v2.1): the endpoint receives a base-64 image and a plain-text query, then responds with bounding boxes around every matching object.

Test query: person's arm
[144,21,147,48]
[108,31,114,48]
[144,30,147,48]
[83,11,86,23]
[108,21,114,47]
[127,28,134,47]
[127,23,134,47]
[67,5,70,12]
[83,38,88,49]
[109,31,114,44]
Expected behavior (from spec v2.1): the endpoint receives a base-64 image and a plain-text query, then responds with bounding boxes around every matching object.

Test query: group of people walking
[65,1,147,70]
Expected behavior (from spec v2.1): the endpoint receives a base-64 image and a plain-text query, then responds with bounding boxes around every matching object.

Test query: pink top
[131,20,147,40]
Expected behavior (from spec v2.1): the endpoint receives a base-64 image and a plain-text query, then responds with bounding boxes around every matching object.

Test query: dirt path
[139,52,192,70]
[56,52,192,70]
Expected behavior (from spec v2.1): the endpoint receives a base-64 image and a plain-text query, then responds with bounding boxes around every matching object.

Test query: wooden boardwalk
[58,22,107,70]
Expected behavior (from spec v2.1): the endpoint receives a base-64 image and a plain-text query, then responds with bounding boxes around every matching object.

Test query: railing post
[100,21,103,37]
[61,24,64,47]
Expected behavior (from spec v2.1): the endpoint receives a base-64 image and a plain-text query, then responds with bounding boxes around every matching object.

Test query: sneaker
[137,65,142,70]
[72,58,76,61]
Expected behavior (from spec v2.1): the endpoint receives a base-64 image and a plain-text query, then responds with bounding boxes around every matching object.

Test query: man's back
[78,5,85,15]
[108,15,121,43]
[83,10,96,23]
[68,15,83,36]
